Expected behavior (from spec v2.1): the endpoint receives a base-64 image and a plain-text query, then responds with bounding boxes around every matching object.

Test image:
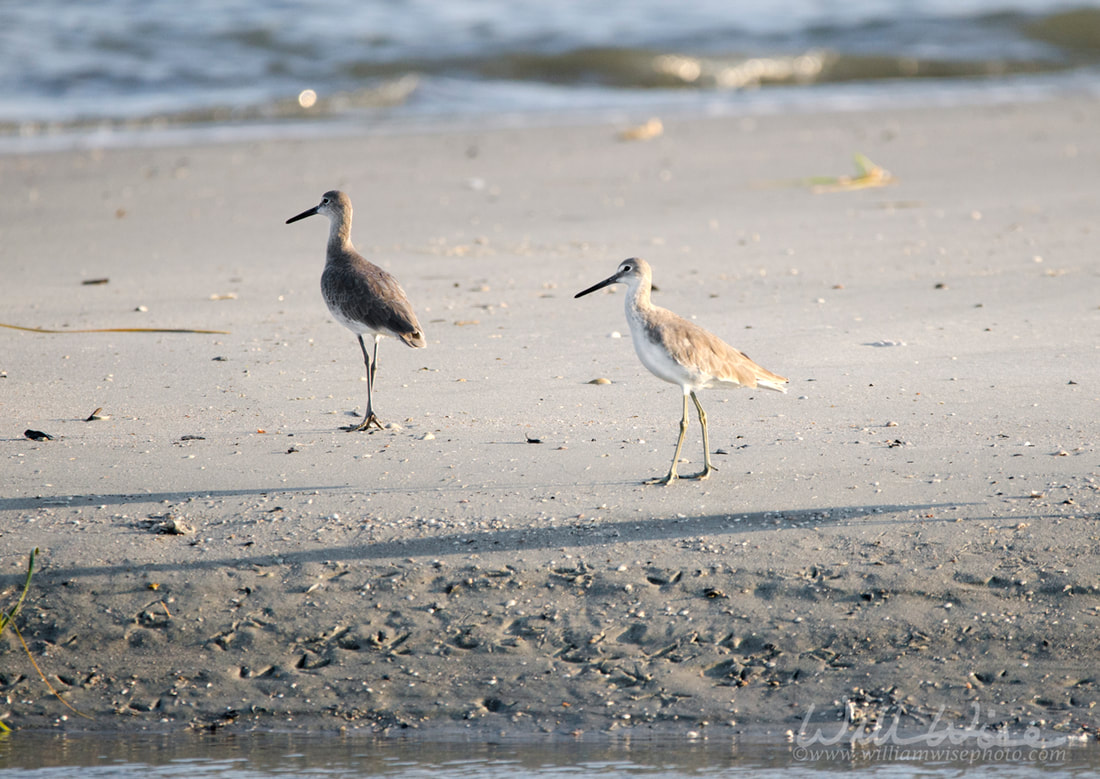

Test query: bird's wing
[654,311,787,391]
[325,259,425,346]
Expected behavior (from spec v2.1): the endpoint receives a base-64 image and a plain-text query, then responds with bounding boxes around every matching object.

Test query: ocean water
[1,732,1099,778]
[3,0,1100,150]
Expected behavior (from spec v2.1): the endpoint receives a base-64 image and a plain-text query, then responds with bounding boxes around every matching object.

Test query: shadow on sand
[1,499,995,588]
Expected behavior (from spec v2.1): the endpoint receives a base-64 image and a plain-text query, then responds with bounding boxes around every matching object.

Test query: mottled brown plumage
[287,190,425,431]
[638,309,788,394]
[576,257,787,484]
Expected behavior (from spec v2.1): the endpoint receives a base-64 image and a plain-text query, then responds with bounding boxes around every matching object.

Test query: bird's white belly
[326,302,360,332]
[325,297,379,338]
[630,327,695,388]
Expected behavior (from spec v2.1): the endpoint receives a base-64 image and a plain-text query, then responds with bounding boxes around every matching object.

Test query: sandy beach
[1,97,1098,740]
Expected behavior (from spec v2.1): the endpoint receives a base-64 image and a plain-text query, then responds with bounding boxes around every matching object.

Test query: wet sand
[1,98,1099,740]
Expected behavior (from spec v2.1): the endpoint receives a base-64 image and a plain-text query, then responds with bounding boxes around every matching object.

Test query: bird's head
[575,257,651,298]
[286,190,351,225]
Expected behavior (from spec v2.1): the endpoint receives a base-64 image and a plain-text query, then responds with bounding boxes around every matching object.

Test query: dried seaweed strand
[0,323,229,335]
[11,622,94,720]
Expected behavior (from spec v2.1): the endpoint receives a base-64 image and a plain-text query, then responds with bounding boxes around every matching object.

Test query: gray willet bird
[576,258,787,485]
[287,190,425,431]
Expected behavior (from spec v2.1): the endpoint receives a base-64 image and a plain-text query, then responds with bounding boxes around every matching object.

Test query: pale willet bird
[576,258,787,484]
[287,190,425,431]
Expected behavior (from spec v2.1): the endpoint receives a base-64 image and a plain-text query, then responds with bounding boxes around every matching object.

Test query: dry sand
[1,98,1098,740]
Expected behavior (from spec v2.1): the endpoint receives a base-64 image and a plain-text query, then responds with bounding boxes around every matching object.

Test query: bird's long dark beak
[286,204,320,224]
[575,271,623,298]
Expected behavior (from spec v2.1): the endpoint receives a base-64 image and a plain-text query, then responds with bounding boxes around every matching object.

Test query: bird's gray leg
[369,335,379,387]
[350,334,383,431]
[684,391,714,480]
[646,392,690,485]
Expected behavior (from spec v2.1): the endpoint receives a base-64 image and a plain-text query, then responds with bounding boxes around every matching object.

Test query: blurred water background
[3,0,1100,150]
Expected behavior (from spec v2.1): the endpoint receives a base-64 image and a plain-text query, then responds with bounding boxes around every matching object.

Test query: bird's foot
[682,465,715,481]
[346,413,384,432]
[644,472,679,486]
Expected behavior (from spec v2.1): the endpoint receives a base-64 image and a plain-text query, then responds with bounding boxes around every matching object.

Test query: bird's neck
[327,220,353,259]
[625,281,652,316]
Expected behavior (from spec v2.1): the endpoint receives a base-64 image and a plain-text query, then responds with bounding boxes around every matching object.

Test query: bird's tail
[755,368,789,393]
